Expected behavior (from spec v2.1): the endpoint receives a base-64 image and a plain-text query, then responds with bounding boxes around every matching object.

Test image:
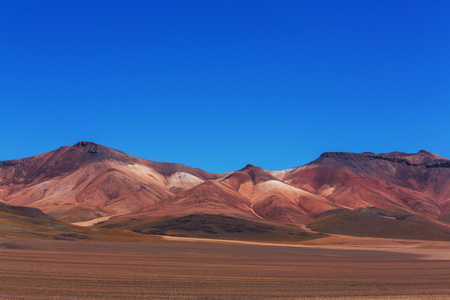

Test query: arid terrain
[1,142,450,299]
[1,142,449,242]
[1,237,450,299]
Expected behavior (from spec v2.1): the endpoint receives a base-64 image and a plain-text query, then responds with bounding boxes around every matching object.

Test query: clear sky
[1,0,449,173]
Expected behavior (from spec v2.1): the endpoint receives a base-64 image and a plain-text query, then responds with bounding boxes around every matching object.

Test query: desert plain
[1,144,450,299]
[1,236,450,300]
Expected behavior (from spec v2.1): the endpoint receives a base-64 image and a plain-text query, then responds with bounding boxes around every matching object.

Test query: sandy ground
[0,237,450,299]
[161,235,450,260]
[71,216,112,227]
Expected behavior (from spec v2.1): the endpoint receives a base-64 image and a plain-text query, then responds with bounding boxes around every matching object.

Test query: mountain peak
[74,141,96,147]
[237,164,278,183]
[376,150,448,166]
[416,150,444,159]
[240,164,260,171]
[70,141,103,155]
[1,142,450,229]
[66,141,134,159]
[311,150,449,169]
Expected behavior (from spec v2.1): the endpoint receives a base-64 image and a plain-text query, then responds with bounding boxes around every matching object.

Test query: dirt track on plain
[1,238,449,299]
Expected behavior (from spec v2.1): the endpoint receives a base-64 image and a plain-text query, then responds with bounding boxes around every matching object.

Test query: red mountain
[1,142,449,240]
[0,142,218,222]
[281,151,450,217]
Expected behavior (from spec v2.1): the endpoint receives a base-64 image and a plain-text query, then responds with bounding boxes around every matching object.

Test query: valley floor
[0,237,449,299]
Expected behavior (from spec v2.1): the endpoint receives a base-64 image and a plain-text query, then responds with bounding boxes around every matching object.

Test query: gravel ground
[0,238,449,299]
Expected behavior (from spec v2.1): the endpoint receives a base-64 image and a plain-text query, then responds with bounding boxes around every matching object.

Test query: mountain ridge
[1,141,449,241]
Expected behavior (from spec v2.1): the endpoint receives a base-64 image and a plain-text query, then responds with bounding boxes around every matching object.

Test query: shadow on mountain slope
[307,207,450,241]
[98,214,326,242]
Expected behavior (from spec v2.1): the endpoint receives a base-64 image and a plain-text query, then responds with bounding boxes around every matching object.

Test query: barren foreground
[1,238,449,299]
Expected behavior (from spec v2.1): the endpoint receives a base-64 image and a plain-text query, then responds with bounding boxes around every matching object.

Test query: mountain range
[1,141,449,241]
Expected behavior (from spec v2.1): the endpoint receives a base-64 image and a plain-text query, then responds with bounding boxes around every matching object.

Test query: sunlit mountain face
[1,142,449,241]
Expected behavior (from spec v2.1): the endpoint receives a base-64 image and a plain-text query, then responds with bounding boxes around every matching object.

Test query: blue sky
[1,0,449,172]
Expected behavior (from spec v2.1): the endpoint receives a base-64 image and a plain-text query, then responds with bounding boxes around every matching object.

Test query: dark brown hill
[0,202,156,241]
[0,202,54,221]
[307,207,450,241]
[98,214,325,242]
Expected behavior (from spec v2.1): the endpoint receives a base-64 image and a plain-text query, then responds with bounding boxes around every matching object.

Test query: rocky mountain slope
[281,151,450,217]
[0,142,218,222]
[1,142,449,240]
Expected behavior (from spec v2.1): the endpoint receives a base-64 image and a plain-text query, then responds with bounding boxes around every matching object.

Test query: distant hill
[1,142,449,241]
[0,201,158,241]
